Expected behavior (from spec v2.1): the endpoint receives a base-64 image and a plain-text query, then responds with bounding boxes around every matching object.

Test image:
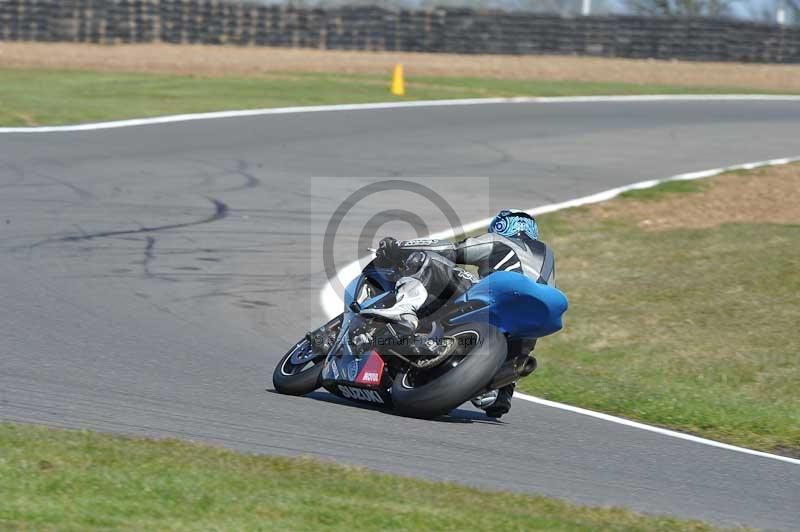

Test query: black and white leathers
[398,232,556,288]
[360,233,556,332]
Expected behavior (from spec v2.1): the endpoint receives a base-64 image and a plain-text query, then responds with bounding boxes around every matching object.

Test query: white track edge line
[3,94,800,133]
[319,154,800,466]
[513,392,800,465]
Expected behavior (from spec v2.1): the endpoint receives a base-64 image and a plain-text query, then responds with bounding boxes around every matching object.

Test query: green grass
[619,179,708,200]
[517,169,800,455]
[0,423,725,531]
[0,68,791,127]
[409,75,784,98]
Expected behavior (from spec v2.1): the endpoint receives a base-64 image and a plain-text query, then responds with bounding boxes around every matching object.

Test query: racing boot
[471,389,499,410]
[359,277,427,332]
[484,383,515,418]
[472,383,515,418]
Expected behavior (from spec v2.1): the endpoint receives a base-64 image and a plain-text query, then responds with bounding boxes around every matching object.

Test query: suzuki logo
[337,385,385,404]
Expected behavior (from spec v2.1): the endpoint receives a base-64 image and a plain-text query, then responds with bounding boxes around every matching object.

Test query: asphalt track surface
[2,100,799,530]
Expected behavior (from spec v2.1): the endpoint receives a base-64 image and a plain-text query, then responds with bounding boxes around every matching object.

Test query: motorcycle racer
[361,209,556,418]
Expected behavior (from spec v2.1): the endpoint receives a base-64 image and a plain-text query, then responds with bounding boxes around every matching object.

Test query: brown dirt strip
[590,164,800,230]
[2,42,800,92]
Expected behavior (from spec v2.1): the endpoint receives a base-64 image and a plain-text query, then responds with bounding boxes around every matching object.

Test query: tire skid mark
[228,159,261,192]
[141,235,156,279]
[26,197,229,249]
[37,172,96,201]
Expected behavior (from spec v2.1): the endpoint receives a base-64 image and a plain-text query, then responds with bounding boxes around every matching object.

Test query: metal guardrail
[1,0,799,63]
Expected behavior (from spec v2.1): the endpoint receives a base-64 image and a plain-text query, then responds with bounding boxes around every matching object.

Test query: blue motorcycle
[273,258,568,419]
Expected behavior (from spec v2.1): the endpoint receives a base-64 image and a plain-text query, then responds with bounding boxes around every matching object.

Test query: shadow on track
[266,389,504,424]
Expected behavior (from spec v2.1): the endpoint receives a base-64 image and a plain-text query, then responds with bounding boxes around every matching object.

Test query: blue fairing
[343,264,567,339]
[449,271,568,338]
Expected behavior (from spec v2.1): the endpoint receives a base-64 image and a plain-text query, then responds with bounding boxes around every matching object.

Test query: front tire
[273,339,324,396]
[391,323,507,419]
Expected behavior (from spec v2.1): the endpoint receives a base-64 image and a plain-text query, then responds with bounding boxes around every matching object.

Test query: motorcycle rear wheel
[391,322,507,419]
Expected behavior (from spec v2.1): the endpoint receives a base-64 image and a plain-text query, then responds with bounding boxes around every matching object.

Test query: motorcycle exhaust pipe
[489,361,519,390]
[489,356,537,389]
[519,356,537,377]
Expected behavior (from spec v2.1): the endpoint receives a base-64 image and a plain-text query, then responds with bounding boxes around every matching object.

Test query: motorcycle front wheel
[272,338,326,396]
[391,322,507,419]
[273,315,342,396]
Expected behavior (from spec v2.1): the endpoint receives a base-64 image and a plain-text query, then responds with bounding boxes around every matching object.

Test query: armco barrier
[1,0,799,63]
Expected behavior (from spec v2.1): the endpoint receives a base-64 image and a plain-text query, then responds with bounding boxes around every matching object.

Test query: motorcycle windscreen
[450,271,568,338]
[343,261,396,309]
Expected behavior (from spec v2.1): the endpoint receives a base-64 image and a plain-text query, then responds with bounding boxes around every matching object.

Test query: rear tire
[273,339,324,396]
[391,323,507,419]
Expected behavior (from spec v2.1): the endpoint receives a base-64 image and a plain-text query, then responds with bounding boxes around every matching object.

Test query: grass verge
[0,68,792,127]
[0,423,725,531]
[518,164,800,456]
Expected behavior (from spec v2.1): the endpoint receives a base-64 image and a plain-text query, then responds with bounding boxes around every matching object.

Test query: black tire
[272,339,324,396]
[391,322,507,419]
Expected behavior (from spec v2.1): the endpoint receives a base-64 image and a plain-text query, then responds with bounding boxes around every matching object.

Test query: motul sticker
[337,385,385,404]
[356,351,385,386]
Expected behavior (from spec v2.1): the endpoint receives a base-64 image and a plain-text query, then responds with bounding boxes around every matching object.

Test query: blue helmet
[488,209,539,241]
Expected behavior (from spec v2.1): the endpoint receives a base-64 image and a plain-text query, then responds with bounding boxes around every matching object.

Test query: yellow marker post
[390,64,405,96]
